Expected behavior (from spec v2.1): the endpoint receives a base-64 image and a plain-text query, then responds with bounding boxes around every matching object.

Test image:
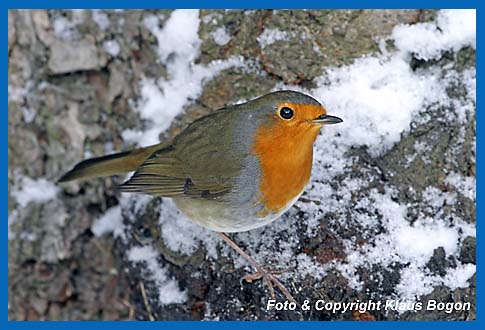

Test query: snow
[91,194,153,239]
[443,263,476,289]
[52,16,77,40]
[300,9,475,303]
[395,264,437,300]
[149,10,200,64]
[92,10,110,31]
[52,10,85,41]
[393,9,476,61]
[132,30,477,302]
[257,28,291,48]
[127,245,188,305]
[122,10,244,147]
[103,39,120,57]
[21,107,36,123]
[394,260,476,302]
[377,190,459,260]
[9,176,60,240]
[331,186,471,302]
[10,176,59,208]
[91,205,123,237]
[9,176,60,241]
[211,27,231,46]
[158,198,219,258]
[445,172,476,201]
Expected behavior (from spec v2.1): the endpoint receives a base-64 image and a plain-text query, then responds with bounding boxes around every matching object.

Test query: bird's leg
[217,232,296,303]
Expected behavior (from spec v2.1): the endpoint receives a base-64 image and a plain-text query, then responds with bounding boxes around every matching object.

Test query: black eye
[279,107,294,119]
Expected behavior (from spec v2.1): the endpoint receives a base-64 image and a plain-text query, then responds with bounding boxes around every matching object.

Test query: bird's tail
[58,143,164,182]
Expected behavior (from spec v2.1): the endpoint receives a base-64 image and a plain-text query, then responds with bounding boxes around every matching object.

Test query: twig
[139,281,155,321]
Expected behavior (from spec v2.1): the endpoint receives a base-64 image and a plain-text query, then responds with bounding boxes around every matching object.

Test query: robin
[59,90,343,302]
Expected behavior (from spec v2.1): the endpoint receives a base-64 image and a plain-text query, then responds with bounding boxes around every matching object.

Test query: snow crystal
[128,245,187,305]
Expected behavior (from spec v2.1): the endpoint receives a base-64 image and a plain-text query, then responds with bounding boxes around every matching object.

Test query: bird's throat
[252,124,320,214]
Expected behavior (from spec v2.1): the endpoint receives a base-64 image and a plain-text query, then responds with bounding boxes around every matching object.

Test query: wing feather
[119,110,243,199]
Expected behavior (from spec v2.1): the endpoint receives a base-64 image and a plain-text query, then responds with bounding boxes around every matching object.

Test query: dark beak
[312,114,343,125]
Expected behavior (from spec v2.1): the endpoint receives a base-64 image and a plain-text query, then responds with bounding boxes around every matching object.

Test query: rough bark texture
[8,10,475,320]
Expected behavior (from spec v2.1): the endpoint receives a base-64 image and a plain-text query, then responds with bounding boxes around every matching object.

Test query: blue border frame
[4,0,480,328]
[2,0,481,9]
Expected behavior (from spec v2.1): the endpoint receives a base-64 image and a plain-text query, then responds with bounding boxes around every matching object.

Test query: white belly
[172,191,302,233]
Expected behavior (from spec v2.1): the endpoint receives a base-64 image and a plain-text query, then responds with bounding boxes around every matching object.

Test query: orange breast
[252,114,321,214]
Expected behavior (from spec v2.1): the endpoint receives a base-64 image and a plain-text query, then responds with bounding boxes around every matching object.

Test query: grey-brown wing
[119,148,238,198]
[119,111,243,199]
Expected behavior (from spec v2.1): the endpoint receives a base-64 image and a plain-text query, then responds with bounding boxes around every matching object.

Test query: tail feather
[58,143,165,182]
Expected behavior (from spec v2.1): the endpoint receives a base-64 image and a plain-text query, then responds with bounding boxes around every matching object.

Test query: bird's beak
[312,114,343,125]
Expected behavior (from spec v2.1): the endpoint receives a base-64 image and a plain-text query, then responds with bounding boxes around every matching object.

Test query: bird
[59,90,343,302]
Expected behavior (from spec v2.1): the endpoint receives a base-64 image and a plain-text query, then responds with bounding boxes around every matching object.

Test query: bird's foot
[217,232,296,303]
[243,269,286,282]
[243,267,295,303]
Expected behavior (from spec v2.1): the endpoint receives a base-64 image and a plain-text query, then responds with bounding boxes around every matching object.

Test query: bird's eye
[279,107,294,120]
